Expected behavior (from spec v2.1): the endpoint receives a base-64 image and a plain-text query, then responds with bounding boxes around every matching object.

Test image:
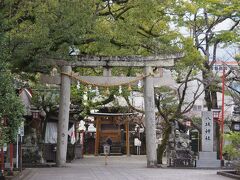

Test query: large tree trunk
[157,123,171,164]
[211,91,218,108]
[202,69,212,111]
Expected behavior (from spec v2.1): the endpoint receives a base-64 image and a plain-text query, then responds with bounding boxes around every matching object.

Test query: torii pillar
[144,66,157,167]
[56,66,72,167]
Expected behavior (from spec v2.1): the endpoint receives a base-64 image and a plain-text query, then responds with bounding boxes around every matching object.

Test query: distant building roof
[212,61,238,66]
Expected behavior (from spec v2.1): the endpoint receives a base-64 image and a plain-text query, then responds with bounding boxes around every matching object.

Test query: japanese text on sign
[202,111,213,152]
[204,117,211,141]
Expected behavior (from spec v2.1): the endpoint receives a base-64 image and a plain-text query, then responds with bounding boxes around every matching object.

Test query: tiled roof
[212,61,238,65]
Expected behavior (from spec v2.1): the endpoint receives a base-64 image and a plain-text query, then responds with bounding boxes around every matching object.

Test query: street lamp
[31,109,40,119]
[212,109,221,120]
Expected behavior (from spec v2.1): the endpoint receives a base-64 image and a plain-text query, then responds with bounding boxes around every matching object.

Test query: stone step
[196,151,221,168]
[196,159,221,168]
[198,152,218,160]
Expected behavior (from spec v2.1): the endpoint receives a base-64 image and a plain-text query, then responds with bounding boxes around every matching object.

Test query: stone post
[196,111,220,168]
[144,66,157,167]
[56,66,72,167]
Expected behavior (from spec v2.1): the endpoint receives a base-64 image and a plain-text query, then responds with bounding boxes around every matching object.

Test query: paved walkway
[19,155,231,180]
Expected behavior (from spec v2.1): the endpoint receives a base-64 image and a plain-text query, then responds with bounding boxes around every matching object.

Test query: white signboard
[134,138,142,147]
[202,111,213,152]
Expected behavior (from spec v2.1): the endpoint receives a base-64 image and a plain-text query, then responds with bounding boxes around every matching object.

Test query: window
[193,105,197,111]
[197,105,202,111]
[193,105,202,111]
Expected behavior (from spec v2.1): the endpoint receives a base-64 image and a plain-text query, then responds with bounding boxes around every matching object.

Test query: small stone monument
[196,111,221,168]
[103,144,110,165]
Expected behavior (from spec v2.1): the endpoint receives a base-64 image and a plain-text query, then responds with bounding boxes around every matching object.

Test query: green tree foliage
[1,0,95,72]
[224,132,240,160]
[1,0,183,73]
[81,0,180,56]
[0,4,26,146]
[224,131,240,173]
[0,60,24,146]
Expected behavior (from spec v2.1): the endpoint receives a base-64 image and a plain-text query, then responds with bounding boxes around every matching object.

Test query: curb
[217,171,240,180]
[11,169,35,180]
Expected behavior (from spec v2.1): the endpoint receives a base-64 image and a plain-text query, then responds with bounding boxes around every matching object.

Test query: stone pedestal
[196,152,221,168]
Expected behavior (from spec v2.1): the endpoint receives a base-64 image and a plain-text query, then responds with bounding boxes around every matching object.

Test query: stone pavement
[17,155,231,180]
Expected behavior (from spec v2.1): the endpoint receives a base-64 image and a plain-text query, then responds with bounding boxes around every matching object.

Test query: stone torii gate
[41,54,183,167]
